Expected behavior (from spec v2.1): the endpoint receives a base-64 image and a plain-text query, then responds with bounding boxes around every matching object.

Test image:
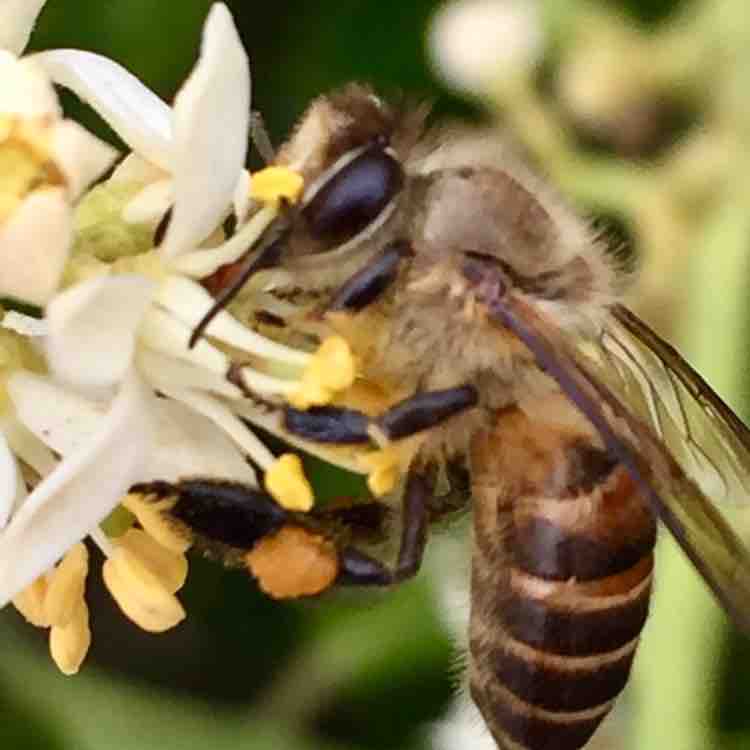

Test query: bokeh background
[4,1,750,748]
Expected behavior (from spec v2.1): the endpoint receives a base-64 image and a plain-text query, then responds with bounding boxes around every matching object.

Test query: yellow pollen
[265,453,314,511]
[102,542,186,633]
[0,115,61,223]
[49,599,91,676]
[43,543,89,627]
[288,336,357,410]
[250,166,304,206]
[117,529,189,593]
[358,447,401,496]
[122,493,193,554]
[12,577,51,628]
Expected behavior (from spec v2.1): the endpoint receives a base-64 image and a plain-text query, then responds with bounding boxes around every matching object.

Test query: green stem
[631,190,750,749]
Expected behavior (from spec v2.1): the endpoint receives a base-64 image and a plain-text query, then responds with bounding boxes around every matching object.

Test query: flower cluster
[0,2,368,674]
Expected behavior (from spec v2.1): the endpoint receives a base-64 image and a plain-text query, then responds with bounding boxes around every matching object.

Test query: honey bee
[141,85,750,750]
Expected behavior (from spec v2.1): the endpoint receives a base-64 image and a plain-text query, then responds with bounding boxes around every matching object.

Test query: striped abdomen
[469,402,657,750]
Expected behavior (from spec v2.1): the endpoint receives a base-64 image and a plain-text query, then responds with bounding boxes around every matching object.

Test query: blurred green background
[5,1,750,749]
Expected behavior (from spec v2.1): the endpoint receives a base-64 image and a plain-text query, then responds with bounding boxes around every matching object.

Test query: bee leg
[131,478,291,549]
[376,385,478,440]
[283,385,479,444]
[327,240,412,312]
[337,467,433,586]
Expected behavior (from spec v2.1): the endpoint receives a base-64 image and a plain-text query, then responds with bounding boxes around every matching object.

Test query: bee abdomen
[470,456,657,750]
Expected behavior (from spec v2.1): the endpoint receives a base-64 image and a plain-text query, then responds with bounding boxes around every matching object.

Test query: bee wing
[587,304,750,504]
[484,294,750,635]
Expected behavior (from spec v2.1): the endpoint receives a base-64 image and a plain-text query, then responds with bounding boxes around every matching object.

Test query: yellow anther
[358,447,401,497]
[44,543,89,627]
[115,529,188,594]
[265,453,314,512]
[250,166,304,206]
[287,336,357,410]
[12,576,50,628]
[287,376,332,410]
[102,546,186,633]
[49,600,91,676]
[311,336,357,392]
[0,116,59,223]
[122,493,192,554]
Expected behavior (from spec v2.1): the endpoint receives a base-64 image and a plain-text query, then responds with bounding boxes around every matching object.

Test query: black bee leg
[337,467,433,586]
[376,385,478,440]
[131,479,290,550]
[284,385,479,445]
[328,240,412,312]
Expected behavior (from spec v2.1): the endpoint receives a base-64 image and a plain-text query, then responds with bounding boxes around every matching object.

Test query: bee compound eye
[302,145,404,245]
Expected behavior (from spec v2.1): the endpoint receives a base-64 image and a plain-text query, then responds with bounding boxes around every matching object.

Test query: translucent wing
[482,294,750,635]
[588,304,750,504]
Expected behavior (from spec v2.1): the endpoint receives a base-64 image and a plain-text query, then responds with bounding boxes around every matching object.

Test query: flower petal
[1,413,57,477]
[0,433,18,529]
[0,53,60,117]
[1,311,48,337]
[45,275,155,388]
[0,0,47,55]
[121,179,172,225]
[159,4,250,257]
[0,187,71,305]
[0,371,155,608]
[31,50,172,170]
[135,348,241,398]
[142,397,257,485]
[51,119,118,200]
[159,385,274,469]
[109,152,167,185]
[7,372,105,456]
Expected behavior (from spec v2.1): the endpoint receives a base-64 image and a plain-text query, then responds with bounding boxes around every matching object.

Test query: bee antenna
[188,223,289,349]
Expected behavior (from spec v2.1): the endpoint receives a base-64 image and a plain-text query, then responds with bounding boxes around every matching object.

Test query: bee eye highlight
[302,145,403,245]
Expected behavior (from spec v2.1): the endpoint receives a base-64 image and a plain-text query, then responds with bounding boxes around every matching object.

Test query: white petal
[7,372,106,456]
[51,119,119,200]
[157,276,310,366]
[160,386,274,469]
[121,179,173,225]
[0,372,155,608]
[0,433,18,529]
[109,152,168,185]
[160,4,250,257]
[135,348,241,398]
[143,398,257,485]
[1,311,48,337]
[0,53,60,117]
[0,414,57,477]
[45,275,155,388]
[138,307,229,373]
[169,202,276,278]
[0,187,71,305]
[0,0,47,55]
[31,50,173,170]
[232,169,252,224]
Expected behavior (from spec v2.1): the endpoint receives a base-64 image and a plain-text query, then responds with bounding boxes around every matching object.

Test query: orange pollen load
[244,525,340,599]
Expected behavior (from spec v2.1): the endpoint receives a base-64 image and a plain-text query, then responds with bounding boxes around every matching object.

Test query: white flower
[0,0,47,57]
[0,69,117,304]
[429,0,544,95]
[0,3,370,676]
[0,1,118,305]
[32,2,256,266]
